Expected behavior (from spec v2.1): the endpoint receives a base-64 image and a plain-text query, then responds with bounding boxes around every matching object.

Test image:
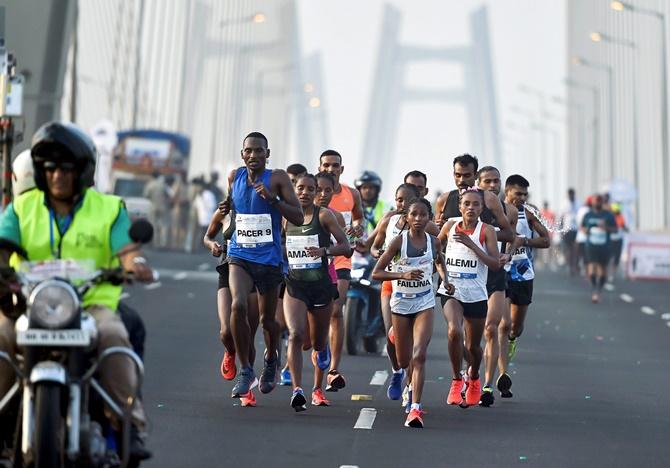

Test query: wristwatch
[269,194,281,206]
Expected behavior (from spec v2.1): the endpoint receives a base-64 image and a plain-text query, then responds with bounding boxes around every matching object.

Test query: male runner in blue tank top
[221,132,304,398]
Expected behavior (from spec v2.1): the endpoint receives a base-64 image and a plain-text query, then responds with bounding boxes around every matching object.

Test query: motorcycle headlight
[28,280,80,329]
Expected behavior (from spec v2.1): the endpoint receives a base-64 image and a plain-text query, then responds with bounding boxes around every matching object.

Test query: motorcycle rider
[355,170,388,234]
[0,122,153,460]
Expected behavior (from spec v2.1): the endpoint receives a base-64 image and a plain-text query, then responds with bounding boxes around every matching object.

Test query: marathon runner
[203,207,260,406]
[476,166,514,407]
[500,174,550,397]
[404,171,429,198]
[438,187,502,407]
[318,150,365,391]
[608,203,628,280]
[581,194,616,303]
[373,198,451,428]
[283,174,350,412]
[222,132,304,398]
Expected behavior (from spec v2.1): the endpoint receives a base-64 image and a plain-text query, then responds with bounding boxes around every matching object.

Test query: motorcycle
[0,220,153,468]
[343,254,384,355]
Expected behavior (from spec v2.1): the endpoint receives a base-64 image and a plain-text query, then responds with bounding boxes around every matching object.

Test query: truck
[110,129,190,220]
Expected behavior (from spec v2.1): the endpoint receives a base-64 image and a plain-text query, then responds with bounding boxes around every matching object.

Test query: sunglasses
[42,161,76,172]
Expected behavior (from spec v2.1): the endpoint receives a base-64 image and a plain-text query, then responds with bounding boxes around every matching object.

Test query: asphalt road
[124,249,670,468]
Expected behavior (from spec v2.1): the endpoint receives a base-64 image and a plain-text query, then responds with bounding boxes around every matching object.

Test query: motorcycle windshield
[17,259,97,283]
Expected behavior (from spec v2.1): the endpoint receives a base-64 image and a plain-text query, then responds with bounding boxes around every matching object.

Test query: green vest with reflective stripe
[12,189,124,311]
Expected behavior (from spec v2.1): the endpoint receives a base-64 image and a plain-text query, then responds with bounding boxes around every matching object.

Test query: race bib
[589,227,607,245]
[342,211,352,227]
[445,243,479,279]
[512,246,529,261]
[286,235,321,269]
[394,259,433,298]
[235,214,273,247]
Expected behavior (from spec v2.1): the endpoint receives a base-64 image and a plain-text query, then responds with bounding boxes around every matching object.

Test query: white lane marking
[119,292,130,300]
[620,293,634,303]
[353,408,377,430]
[661,313,670,321]
[641,306,656,316]
[370,370,388,386]
[144,282,162,290]
[340,466,360,468]
[198,263,209,271]
[173,271,188,280]
[667,322,670,328]
[604,283,615,291]
[156,269,217,282]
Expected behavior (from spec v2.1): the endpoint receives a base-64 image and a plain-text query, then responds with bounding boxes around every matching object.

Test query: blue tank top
[227,167,283,266]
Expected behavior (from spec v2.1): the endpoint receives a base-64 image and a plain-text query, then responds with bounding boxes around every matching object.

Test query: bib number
[236,214,273,247]
[286,235,321,269]
[445,243,479,279]
[589,227,607,245]
[394,260,433,298]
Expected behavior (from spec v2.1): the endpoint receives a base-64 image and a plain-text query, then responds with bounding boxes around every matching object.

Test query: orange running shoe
[240,389,256,407]
[447,379,465,405]
[221,351,236,380]
[311,388,331,406]
[388,326,395,345]
[465,378,481,407]
[404,408,426,428]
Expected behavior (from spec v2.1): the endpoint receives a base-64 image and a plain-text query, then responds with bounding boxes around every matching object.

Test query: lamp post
[572,56,615,181]
[565,79,601,192]
[590,31,640,228]
[610,0,668,226]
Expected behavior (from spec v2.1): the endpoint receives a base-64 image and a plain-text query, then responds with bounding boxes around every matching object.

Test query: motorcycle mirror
[129,219,154,244]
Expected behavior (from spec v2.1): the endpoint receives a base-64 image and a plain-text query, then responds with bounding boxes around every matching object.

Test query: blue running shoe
[259,350,279,394]
[279,367,292,386]
[291,387,307,412]
[315,345,331,371]
[387,369,405,401]
[231,367,258,398]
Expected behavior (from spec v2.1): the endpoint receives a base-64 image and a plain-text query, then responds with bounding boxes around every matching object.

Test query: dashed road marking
[620,294,634,303]
[641,306,656,316]
[198,263,209,271]
[353,408,377,429]
[145,282,162,290]
[370,370,388,386]
[661,313,670,321]
[340,466,359,468]
[604,283,615,291]
[174,272,188,280]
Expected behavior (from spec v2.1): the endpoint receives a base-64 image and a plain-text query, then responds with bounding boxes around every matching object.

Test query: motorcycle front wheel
[33,383,64,468]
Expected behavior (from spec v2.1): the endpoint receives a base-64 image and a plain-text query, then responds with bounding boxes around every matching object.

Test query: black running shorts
[440,296,488,319]
[336,268,351,281]
[216,262,229,289]
[285,277,334,310]
[585,244,610,266]
[506,279,533,306]
[486,268,507,296]
[227,257,283,295]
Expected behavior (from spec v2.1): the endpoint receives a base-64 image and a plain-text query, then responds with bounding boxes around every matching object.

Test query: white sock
[393,368,404,375]
[410,403,421,410]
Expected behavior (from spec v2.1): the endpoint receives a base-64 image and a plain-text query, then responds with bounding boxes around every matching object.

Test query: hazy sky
[298,0,566,200]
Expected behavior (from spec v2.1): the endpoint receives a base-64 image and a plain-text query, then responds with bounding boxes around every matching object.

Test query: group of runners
[204,132,552,428]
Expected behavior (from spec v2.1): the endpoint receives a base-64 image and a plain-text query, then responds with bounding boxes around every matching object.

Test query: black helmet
[354,170,382,191]
[31,121,97,193]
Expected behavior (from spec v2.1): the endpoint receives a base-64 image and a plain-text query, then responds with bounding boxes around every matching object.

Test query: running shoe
[405,387,413,414]
[291,387,307,412]
[259,350,279,394]
[231,367,258,398]
[508,337,518,362]
[447,379,465,405]
[496,372,513,398]
[221,351,236,380]
[312,346,331,371]
[325,369,346,392]
[591,292,600,303]
[460,369,469,399]
[479,384,494,407]
[387,369,405,401]
[401,384,411,409]
[240,389,257,407]
[279,367,292,386]
[464,378,481,407]
[404,408,426,428]
[311,388,331,406]
[388,326,395,345]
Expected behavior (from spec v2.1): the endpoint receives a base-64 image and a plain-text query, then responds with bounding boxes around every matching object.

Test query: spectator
[143,171,172,248]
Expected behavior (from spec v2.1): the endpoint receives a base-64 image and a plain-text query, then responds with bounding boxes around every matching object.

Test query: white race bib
[445,243,479,279]
[589,227,607,245]
[394,259,433,297]
[342,211,352,227]
[286,235,321,269]
[512,246,529,261]
[235,214,273,247]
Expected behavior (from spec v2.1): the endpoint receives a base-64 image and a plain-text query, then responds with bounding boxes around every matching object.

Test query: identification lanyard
[49,209,73,259]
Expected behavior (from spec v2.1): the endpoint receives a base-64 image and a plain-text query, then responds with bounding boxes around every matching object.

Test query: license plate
[17,329,90,347]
